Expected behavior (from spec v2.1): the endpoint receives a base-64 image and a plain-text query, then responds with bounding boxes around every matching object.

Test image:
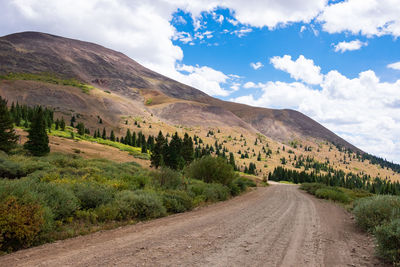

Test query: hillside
[1,31,399,181]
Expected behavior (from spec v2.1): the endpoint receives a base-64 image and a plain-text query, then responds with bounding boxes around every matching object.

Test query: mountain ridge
[0,31,360,153]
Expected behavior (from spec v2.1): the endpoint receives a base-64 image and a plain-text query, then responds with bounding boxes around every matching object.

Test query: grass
[0,72,94,94]
[279,181,295,185]
[49,127,149,160]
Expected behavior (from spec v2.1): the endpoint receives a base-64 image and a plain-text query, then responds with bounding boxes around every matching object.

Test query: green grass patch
[0,72,94,94]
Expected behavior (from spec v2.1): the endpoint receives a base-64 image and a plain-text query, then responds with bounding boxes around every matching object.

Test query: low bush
[0,196,44,252]
[353,195,400,232]
[152,167,182,190]
[33,182,79,220]
[114,190,166,219]
[184,156,237,185]
[162,190,193,213]
[374,218,400,264]
[300,183,325,195]
[315,187,350,203]
[73,183,114,209]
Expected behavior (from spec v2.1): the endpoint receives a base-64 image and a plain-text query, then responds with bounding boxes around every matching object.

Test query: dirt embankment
[0,184,386,267]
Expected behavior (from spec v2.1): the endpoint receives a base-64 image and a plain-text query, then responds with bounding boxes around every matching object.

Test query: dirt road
[1,184,385,267]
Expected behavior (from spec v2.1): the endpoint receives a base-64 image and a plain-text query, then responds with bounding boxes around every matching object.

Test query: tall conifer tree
[24,106,49,156]
[0,97,18,153]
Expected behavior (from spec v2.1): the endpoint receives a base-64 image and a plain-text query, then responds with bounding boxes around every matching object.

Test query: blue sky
[1,0,400,162]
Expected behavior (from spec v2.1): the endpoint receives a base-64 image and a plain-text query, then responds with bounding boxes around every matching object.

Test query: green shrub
[33,182,79,220]
[184,156,237,185]
[229,182,241,196]
[353,195,400,232]
[114,190,166,219]
[203,183,230,202]
[0,196,44,252]
[374,218,400,264]
[300,183,325,195]
[94,204,120,222]
[161,190,193,213]
[73,183,114,209]
[315,187,350,203]
[152,167,182,190]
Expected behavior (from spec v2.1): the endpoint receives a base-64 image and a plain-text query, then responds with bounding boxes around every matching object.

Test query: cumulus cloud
[250,62,264,70]
[178,0,327,29]
[176,64,232,96]
[270,55,323,85]
[318,0,400,37]
[232,59,400,162]
[334,40,368,53]
[388,62,400,70]
[232,28,252,38]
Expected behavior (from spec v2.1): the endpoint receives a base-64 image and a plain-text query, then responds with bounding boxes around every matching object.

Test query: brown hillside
[0,31,358,152]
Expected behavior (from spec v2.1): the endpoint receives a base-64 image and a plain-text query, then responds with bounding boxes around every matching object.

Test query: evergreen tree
[60,117,66,131]
[125,129,132,145]
[110,130,115,142]
[168,132,184,170]
[70,115,76,127]
[77,122,85,135]
[0,97,18,153]
[257,152,261,161]
[181,133,194,165]
[55,119,60,130]
[102,127,107,139]
[24,107,49,156]
[141,142,147,153]
[229,152,236,170]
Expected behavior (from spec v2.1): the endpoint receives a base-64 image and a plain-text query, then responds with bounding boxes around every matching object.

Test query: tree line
[269,166,400,195]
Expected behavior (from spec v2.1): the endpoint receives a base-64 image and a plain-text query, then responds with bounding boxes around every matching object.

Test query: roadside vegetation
[0,97,256,253]
[300,182,400,264]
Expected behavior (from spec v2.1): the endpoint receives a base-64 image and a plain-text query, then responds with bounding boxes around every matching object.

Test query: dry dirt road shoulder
[0,184,386,267]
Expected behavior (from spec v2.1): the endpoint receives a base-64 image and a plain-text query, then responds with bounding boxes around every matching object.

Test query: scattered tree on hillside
[0,97,18,153]
[24,107,49,156]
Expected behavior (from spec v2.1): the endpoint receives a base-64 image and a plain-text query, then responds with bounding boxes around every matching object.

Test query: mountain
[0,31,359,153]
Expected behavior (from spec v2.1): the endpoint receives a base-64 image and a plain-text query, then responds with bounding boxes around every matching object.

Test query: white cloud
[173,31,193,44]
[270,55,323,85]
[300,25,306,33]
[243,82,257,89]
[232,62,400,163]
[178,0,327,29]
[388,62,400,70]
[250,62,264,70]
[227,18,238,26]
[232,28,252,38]
[318,0,400,37]
[334,40,368,53]
[176,64,232,96]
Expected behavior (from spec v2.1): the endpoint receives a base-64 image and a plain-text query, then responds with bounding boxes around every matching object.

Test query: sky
[1,0,400,163]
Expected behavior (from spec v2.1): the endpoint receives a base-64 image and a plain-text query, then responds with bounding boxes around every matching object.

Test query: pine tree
[182,133,194,165]
[141,142,147,153]
[55,119,60,130]
[70,115,76,127]
[125,129,132,145]
[0,97,18,153]
[110,130,115,141]
[168,132,183,170]
[150,131,165,169]
[77,122,85,135]
[257,152,261,161]
[60,117,66,131]
[229,152,236,170]
[24,107,49,156]
[102,128,107,139]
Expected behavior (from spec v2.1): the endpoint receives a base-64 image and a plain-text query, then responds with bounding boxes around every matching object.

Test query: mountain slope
[0,31,359,153]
